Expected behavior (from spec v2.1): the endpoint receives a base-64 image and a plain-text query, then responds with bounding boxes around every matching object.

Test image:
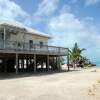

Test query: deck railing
[0,40,67,55]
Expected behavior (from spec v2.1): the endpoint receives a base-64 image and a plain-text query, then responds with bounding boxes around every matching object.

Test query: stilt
[20,59,22,69]
[41,61,43,69]
[26,58,28,70]
[16,53,18,74]
[58,56,61,71]
[56,57,57,68]
[34,54,36,72]
[18,58,19,70]
[4,59,7,73]
[30,58,32,65]
[22,59,24,70]
[67,51,70,71]
[47,55,49,71]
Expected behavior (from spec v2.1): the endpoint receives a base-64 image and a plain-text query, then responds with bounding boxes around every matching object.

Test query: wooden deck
[0,40,68,74]
[0,40,68,56]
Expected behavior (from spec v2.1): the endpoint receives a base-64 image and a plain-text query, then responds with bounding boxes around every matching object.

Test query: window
[29,40,33,48]
[0,32,4,40]
[40,41,43,48]
[1,33,4,40]
[6,33,10,40]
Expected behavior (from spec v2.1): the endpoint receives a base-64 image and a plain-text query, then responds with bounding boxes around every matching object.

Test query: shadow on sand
[0,69,82,80]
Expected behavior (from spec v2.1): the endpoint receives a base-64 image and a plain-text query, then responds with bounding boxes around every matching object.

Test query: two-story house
[0,20,68,74]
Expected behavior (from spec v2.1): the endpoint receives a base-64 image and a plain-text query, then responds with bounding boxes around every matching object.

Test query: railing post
[58,47,60,53]
[3,27,6,49]
[34,44,36,51]
[23,42,24,50]
[16,41,18,51]
[47,45,49,52]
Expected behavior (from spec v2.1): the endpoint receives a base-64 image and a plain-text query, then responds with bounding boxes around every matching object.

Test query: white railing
[0,40,68,55]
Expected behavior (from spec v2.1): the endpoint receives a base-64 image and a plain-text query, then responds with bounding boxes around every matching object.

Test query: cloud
[0,0,32,26]
[48,7,100,63]
[85,0,100,6]
[32,0,100,63]
[33,0,59,23]
[71,0,100,6]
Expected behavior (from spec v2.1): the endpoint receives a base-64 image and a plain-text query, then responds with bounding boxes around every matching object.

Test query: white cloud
[33,0,59,23]
[85,0,100,5]
[71,0,100,6]
[32,0,100,63]
[0,0,32,26]
[48,7,100,63]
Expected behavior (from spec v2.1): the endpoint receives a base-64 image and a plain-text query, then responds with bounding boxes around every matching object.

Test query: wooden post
[16,53,18,74]
[4,59,7,73]
[29,58,32,65]
[67,50,70,71]
[56,57,57,68]
[3,27,6,49]
[57,56,61,71]
[47,55,49,71]
[34,54,36,72]
[41,61,43,69]
[18,58,19,70]
[23,33,25,50]
[22,59,24,70]
[26,58,28,70]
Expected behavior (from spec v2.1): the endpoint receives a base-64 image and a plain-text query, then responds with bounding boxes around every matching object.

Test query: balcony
[0,40,68,56]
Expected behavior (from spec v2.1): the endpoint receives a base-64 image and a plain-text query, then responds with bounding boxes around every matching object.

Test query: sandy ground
[0,66,100,100]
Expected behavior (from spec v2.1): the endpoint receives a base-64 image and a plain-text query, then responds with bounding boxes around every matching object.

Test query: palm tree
[68,43,85,69]
[81,56,91,66]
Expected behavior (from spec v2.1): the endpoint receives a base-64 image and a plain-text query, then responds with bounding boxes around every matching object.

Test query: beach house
[0,20,68,74]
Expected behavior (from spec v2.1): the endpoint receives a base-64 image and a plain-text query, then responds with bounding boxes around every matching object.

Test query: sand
[0,66,100,100]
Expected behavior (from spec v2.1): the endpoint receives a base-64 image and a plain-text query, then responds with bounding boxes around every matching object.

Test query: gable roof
[0,20,51,38]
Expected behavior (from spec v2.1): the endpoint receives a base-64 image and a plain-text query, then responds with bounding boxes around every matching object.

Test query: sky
[0,0,100,64]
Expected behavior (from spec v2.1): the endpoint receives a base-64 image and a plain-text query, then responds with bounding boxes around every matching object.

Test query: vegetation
[67,42,94,70]
[57,57,65,68]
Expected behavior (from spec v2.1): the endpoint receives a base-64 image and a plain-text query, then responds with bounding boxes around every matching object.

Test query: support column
[34,54,36,72]
[16,53,18,74]
[26,57,28,70]
[41,61,43,69]
[56,56,58,69]
[67,50,70,71]
[18,58,19,70]
[4,59,7,73]
[22,59,24,70]
[47,55,49,71]
[57,56,61,71]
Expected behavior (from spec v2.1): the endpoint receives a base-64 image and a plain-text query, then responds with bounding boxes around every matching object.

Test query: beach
[0,66,100,100]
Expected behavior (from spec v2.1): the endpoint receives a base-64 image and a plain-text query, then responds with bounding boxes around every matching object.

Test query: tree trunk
[73,62,75,69]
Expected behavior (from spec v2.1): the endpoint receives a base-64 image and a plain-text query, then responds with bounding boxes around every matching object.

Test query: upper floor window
[40,41,43,48]
[0,32,4,40]
[29,40,33,48]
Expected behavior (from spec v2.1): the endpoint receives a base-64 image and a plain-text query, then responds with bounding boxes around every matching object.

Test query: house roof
[0,20,51,38]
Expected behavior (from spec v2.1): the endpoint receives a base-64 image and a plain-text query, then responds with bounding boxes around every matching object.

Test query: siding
[10,32,48,44]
